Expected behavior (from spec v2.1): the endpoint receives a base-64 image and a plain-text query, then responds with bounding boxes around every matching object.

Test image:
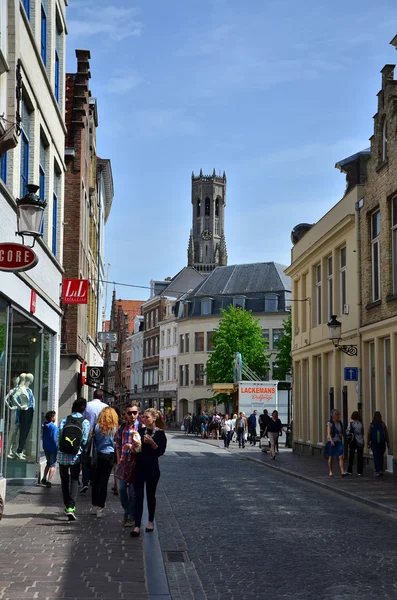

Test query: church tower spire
[188,168,227,273]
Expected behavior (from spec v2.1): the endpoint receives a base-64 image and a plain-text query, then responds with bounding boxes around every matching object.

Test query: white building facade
[158,298,178,421]
[129,315,144,405]
[0,0,67,494]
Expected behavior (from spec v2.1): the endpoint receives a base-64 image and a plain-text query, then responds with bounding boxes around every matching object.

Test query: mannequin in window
[5,376,23,459]
[16,372,35,460]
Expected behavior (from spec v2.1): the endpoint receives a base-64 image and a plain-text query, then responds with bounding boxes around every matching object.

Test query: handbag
[81,434,97,470]
[346,422,355,444]
[115,452,136,484]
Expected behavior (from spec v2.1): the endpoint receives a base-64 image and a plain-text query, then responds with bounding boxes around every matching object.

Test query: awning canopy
[211,383,236,394]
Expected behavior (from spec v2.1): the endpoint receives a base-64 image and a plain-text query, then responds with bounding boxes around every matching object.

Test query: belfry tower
[187,168,227,273]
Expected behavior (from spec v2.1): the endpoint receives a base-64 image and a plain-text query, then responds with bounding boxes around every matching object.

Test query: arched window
[215,198,219,217]
[205,197,210,216]
[382,119,388,161]
[197,199,201,217]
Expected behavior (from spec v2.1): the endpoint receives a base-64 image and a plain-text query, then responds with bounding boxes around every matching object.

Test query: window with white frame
[327,256,333,319]
[173,327,177,345]
[185,333,190,352]
[382,119,388,162]
[179,365,184,386]
[149,338,153,356]
[392,197,397,294]
[315,263,321,325]
[371,210,381,301]
[153,369,158,385]
[340,246,346,314]
[155,337,158,355]
[161,330,165,347]
[167,328,171,346]
[265,294,278,312]
[166,358,171,381]
[172,357,177,381]
[180,334,184,354]
[144,370,149,386]
[160,359,164,382]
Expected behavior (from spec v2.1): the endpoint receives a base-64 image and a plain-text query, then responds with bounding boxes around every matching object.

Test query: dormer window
[382,119,388,161]
[265,294,278,312]
[201,298,212,315]
[233,296,246,310]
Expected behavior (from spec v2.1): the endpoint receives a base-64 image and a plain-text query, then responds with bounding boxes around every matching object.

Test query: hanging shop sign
[62,279,89,304]
[80,362,87,386]
[0,242,38,272]
[87,366,104,385]
[30,289,37,313]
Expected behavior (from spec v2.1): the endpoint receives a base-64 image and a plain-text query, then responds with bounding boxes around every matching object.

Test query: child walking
[41,411,58,488]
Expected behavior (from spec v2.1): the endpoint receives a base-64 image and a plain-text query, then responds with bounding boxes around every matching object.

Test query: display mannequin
[5,376,22,458]
[16,373,35,460]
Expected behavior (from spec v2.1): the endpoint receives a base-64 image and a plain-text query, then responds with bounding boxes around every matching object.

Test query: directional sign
[97,331,117,343]
[87,366,104,385]
[344,367,358,382]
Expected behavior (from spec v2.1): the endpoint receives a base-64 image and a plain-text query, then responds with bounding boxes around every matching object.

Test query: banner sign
[30,289,37,313]
[87,365,104,385]
[0,243,38,272]
[62,279,88,304]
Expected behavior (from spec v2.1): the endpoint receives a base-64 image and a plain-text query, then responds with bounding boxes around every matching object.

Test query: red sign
[62,279,89,304]
[0,432,3,456]
[30,289,37,313]
[80,362,87,386]
[0,243,38,272]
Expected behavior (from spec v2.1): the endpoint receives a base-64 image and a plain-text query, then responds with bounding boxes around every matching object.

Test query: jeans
[372,443,386,473]
[249,426,257,445]
[347,442,364,475]
[91,453,114,508]
[237,427,245,448]
[59,463,80,509]
[224,431,233,448]
[17,408,34,453]
[134,468,160,528]
[118,478,135,519]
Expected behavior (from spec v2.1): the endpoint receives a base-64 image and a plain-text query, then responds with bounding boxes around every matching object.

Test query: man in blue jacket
[248,409,258,446]
[41,410,58,488]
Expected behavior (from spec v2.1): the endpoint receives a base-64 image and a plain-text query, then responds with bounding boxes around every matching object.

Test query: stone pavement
[185,432,397,515]
[0,478,149,600]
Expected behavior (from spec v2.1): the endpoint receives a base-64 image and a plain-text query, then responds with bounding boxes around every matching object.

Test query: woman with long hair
[326,409,346,477]
[91,406,119,517]
[368,411,390,477]
[131,409,167,537]
[346,410,365,476]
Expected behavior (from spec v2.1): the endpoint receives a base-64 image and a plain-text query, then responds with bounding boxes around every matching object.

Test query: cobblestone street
[156,434,397,600]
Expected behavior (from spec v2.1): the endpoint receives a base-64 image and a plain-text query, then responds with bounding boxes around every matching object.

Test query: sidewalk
[0,477,149,600]
[187,433,397,516]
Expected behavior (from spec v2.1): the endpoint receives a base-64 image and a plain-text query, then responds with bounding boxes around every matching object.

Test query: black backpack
[59,415,85,455]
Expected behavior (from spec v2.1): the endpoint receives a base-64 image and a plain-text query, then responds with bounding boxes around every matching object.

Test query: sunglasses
[127,410,138,416]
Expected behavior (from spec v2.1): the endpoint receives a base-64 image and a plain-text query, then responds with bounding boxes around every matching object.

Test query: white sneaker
[96,509,104,518]
[15,452,26,461]
[7,451,14,459]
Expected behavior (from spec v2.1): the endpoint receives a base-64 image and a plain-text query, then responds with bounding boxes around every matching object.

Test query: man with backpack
[57,398,90,521]
[80,389,108,493]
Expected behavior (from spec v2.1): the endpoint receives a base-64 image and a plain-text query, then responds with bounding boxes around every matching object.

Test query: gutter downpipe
[355,195,363,416]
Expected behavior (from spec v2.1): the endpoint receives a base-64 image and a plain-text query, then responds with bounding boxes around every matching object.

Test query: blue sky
[66,0,397,303]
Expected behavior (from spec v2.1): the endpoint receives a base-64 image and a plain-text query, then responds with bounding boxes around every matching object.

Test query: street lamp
[16,184,46,248]
[327,315,358,356]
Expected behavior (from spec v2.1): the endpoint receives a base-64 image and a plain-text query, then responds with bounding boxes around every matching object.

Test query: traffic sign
[97,331,117,343]
[344,367,358,382]
[0,242,38,272]
[87,366,104,385]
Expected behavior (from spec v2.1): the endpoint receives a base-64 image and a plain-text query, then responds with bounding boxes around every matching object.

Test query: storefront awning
[211,383,236,394]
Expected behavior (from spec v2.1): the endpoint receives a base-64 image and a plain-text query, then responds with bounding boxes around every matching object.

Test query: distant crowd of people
[182,409,285,458]
[41,391,167,534]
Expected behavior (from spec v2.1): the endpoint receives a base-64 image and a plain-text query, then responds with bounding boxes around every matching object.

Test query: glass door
[4,309,42,481]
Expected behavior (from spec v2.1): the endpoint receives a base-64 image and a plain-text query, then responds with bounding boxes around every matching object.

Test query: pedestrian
[210,413,220,440]
[326,409,347,477]
[259,409,271,438]
[221,414,233,448]
[346,411,365,476]
[192,413,198,436]
[81,389,108,494]
[248,409,258,446]
[112,406,123,495]
[115,403,140,527]
[368,411,390,477]
[131,409,167,537]
[57,398,90,521]
[91,407,119,517]
[200,411,209,438]
[183,413,190,435]
[41,410,58,488]
[265,410,284,460]
[235,412,247,448]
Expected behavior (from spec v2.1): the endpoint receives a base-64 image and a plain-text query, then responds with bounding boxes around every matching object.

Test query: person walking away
[235,412,247,449]
[259,409,271,438]
[57,398,90,521]
[326,409,347,477]
[248,409,258,446]
[368,411,390,477]
[131,409,167,537]
[192,413,198,436]
[81,390,108,493]
[200,411,209,439]
[346,411,365,476]
[116,403,140,527]
[41,411,58,488]
[183,413,190,435]
[91,407,119,517]
[265,410,284,460]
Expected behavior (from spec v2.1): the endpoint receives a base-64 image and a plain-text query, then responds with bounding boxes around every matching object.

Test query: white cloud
[67,3,141,42]
[133,109,200,137]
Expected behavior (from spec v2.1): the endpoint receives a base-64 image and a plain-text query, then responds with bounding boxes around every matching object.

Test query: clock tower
[187,168,227,273]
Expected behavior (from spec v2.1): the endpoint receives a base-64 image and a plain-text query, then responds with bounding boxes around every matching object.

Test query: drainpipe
[355,194,364,416]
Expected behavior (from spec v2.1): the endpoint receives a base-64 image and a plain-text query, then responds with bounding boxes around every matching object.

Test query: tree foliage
[273,313,292,380]
[206,305,270,385]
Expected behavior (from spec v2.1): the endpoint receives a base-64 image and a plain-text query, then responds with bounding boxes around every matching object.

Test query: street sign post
[97,331,117,343]
[87,366,104,386]
[344,367,358,382]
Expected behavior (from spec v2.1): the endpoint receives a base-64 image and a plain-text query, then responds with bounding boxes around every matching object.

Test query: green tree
[273,313,292,380]
[206,305,270,385]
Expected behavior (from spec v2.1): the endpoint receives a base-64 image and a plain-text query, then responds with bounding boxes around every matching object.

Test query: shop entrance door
[3,309,42,482]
